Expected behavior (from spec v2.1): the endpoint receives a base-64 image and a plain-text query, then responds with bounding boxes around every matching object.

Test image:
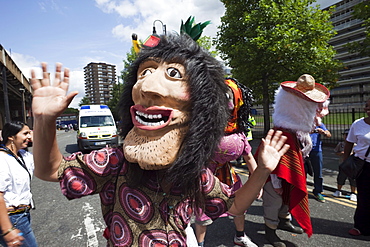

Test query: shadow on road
[65,144,78,154]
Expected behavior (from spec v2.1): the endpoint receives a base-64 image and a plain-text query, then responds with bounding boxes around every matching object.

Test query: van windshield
[80,115,115,128]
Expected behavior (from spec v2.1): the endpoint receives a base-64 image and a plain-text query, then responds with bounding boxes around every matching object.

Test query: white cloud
[99,0,225,44]
[10,0,226,109]
[8,52,85,109]
[68,70,85,108]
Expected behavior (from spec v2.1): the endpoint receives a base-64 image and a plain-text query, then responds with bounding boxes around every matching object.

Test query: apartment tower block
[84,62,116,105]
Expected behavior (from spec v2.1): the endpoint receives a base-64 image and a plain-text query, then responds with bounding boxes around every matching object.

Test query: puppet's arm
[31,63,78,182]
[228,129,289,216]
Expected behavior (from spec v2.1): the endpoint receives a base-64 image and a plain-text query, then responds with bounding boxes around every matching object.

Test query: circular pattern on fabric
[100,181,116,205]
[204,197,227,220]
[168,230,186,246]
[110,212,133,246]
[60,167,96,198]
[220,180,235,198]
[119,160,129,175]
[119,183,154,224]
[174,199,193,230]
[142,171,160,191]
[85,149,111,176]
[138,230,185,247]
[200,168,215,195]
[103,211,113,226]
[64,152,81,161]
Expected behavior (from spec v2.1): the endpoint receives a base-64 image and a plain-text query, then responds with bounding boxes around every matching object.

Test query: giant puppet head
[118,34,229,179]
[273,74,330,133]
[272,74,330,157]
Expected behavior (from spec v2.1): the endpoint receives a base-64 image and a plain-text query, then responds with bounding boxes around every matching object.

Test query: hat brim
[281,81,330,103]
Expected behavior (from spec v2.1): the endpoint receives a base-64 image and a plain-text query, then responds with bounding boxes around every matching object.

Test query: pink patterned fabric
[211,132,251,164]
[58,147,236,247]
[196,132,251,222]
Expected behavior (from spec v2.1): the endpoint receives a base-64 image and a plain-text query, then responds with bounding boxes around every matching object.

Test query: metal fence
[250,106,366,146]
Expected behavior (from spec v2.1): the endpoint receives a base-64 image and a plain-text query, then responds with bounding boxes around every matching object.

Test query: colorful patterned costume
[58,148,236,246]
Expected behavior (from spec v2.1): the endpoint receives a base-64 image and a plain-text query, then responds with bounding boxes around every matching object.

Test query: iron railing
[250,107,366,146]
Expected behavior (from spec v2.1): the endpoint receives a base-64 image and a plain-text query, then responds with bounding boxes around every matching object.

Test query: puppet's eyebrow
[142,57,161,64]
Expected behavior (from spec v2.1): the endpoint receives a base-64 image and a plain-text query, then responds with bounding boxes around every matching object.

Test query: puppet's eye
[142,69,152,76]
[167,67,182,78]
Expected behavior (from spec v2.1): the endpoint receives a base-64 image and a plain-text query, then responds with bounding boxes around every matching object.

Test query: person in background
[194,78,258,247]
[0,121,37,247]
[345,98,370,236]
[235,114,256,166]
[333,129,357,201]
[308,100,331,203]
[260,74,330,247]
[246,115,256,142]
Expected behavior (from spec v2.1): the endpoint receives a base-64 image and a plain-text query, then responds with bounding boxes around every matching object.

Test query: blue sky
[1,0,338,108]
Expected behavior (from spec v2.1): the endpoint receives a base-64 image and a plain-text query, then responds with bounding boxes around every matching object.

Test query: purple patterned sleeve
[58,147,125,199]
[199,168,236,220]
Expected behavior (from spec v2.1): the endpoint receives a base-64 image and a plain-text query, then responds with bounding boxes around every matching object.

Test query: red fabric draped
[257,129,313,237]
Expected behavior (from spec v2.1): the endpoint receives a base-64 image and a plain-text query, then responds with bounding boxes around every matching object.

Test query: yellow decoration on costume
[131,33,142,54]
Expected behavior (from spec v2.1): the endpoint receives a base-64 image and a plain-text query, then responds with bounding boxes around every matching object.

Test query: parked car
[58,124,68,130]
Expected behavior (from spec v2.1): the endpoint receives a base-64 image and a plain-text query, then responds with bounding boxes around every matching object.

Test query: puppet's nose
[140,70,169,98]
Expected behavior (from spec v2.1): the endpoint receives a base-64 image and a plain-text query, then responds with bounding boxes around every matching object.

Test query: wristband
[0,226,16,237]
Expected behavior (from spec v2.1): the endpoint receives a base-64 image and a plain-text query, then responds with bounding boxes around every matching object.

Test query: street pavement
[28,131,370,247]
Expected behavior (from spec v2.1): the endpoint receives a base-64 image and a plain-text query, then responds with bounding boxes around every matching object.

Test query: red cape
[256,129,313,237]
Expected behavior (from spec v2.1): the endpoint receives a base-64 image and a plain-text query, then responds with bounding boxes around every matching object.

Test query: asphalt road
[28,130,370,246]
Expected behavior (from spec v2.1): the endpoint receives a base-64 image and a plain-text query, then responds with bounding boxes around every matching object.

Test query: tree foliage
[63,108,78,114]
[107,46,137,120]
[78,96,90,106]
[348,0,370,56]
[197,36,218,57]
[216,0,342,132]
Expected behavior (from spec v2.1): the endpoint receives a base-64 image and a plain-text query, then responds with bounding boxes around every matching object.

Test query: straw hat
[280,74,330,103]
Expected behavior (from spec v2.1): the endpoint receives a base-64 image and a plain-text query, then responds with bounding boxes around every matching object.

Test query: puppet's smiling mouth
[130,105,172,130]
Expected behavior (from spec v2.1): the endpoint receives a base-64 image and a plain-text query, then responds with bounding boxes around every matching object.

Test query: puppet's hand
[31,63,78,120]
[257,129,289,172]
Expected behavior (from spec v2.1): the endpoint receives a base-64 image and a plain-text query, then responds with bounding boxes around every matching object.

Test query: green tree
[122,46,138,83]
[79,96,90,106]
[63,108,78,114]
[107,82,124,121]
[348,0,370,56]
[107,46,137,120]
[197,36,218,57]
[216,0,342,133]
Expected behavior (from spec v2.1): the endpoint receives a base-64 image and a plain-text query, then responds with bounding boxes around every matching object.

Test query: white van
[77,105,118,152]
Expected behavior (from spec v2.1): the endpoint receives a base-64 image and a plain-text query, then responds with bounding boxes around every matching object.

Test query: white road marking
[82,202,100,247]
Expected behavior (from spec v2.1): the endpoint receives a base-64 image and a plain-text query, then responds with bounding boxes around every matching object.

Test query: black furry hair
[225,77,255,134]
[118,34,229,207]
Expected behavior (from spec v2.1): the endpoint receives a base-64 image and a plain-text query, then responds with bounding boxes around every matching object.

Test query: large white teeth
[136,111,162,119]
[135,111,165,126]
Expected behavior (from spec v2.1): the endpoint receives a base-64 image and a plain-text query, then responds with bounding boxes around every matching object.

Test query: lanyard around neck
[0,146,31,180]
